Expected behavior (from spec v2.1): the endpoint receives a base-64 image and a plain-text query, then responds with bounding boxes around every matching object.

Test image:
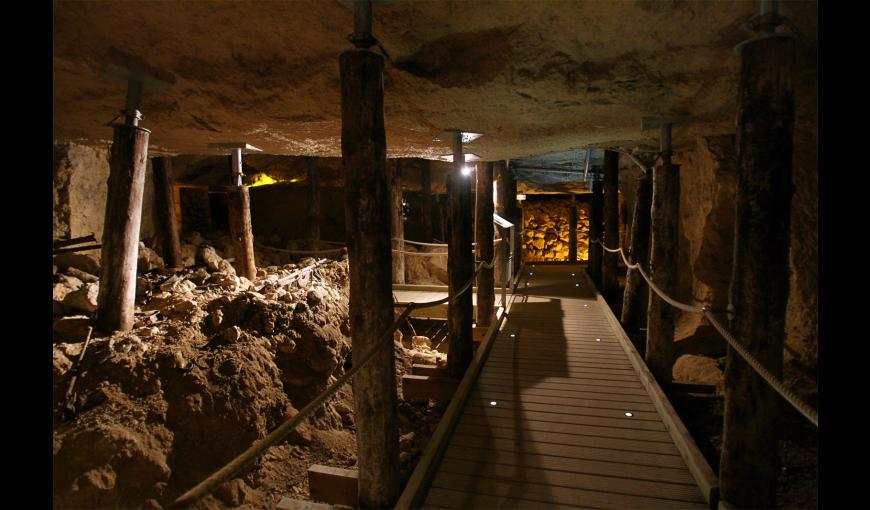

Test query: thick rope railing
[591,238,818,427]
[170,260,487,509]
[255,242,346,256]
[392,238,503,257]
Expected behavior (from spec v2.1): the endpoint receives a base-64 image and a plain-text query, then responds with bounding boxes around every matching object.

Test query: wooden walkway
[418,264,717,509]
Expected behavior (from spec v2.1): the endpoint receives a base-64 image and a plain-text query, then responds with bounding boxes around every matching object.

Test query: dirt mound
[53,259,352,509]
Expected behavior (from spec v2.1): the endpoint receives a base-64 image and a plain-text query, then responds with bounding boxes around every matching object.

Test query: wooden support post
[505,167,521,276]
[151,156,182,268]
[438,194,447,243]
[475,162,494,328]
[645,162,679,388]
[496,161,520,277]
[720,31,795,510]
[389,159,405,284]
[494,161,507,285]
[96,124,149,332]
[603,150,620,302]
[621,169,653,346]
[447,135,473,379]
[588,179,604,289]
[568,199,578,262]
[307,157,320,251]
[421,160,434,242]
[340,46,401,509]
[227,186,257,280]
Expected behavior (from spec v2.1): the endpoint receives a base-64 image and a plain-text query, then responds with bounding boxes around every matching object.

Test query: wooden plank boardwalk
[419,264,717,509]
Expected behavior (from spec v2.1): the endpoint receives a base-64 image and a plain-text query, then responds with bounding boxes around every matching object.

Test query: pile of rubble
[522,199,590,261]
[52,233,449,509]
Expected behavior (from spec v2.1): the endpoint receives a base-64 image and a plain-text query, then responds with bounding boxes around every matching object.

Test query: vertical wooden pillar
[340,47,400,508]
[720,32,795,510]
[475,162,495,327]
[621,169,653,346]
[588,179,603,289]
[568,199,578,262]
[603,150,620,302]
[421,160,434,242]
[493,161,507,285]
[152,156,182,268]
[497,162,520,277]
[645,162,680,387]
[226,186,257,280]
[447,137,474,379]
[389,159,405,284]
[96,124,149,332]
[307,157,320,251]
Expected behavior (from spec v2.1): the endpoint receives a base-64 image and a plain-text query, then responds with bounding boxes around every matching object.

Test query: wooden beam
[340,47,401,508]
[308,465,358,508]
[421,160,434,242]
[390,159,405,284]
[475,162,494,328]
[568,199,578,262]
[621,169,652,350]
[151,156,182,267]
[307,156,320,251]
[720,32,795,510]
[645,162,680,388]
[226,186,257,280]
[411,364,447,377]
[402,374,459,401]
[95,124,149,332]
[603,150,620,302]
[446,141,474,379]
[588,179,603,289]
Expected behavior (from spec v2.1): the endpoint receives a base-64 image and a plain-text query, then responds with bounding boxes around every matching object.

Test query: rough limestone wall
[672,131,817,400]
[784,71,818,403]
[522,199,589,262]
[52,141,155,242]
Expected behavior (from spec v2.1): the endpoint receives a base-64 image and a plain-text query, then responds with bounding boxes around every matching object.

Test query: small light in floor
[510,333,516,338]
[583,304,588,307]
[490,401,498,406]
[575,283,579,287]
[624,412,634,417]
[595,338,601,342]
[571,273,575,276]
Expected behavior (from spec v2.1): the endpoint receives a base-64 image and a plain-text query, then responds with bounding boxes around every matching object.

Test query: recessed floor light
[595,338,601,342]
[529,272,533,275]
[510,333,516,338]
[575,284,579,287]
[571,273,575,276]
[490,401,498,406]
[583,304,588,307]
[624,412,634,417]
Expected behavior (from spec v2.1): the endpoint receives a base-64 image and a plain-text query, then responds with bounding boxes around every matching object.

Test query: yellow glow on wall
[249,173,278,187]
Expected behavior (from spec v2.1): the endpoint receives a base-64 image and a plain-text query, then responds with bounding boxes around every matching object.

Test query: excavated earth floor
[52,237,449,510]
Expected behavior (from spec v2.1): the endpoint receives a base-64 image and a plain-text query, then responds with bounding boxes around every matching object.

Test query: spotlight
[509,333,516,338]
[575,283,579,287]
[461,165,473,177]
[624,412,634,417]
[490,401,498,406]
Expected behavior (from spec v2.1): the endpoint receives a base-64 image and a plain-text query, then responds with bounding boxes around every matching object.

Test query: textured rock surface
[522,199,590,262]
[53,142,156,241]
[52,1,817,159]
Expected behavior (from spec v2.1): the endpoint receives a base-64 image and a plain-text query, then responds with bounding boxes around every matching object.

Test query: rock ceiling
[53,0,817,161]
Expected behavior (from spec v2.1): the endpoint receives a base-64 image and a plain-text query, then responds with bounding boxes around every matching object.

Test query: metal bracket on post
[207,143,263,187]
[101,47,175,127]
[642,117,684,165]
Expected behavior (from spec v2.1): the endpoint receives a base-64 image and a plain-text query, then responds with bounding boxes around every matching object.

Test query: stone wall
[53,141,155,243]
[672,131,817,401]
[521,198,590,262]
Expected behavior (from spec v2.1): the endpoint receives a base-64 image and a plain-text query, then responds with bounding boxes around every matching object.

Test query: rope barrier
[590,239,818,427]
[170,261,487,509]
[255,242,345,256]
